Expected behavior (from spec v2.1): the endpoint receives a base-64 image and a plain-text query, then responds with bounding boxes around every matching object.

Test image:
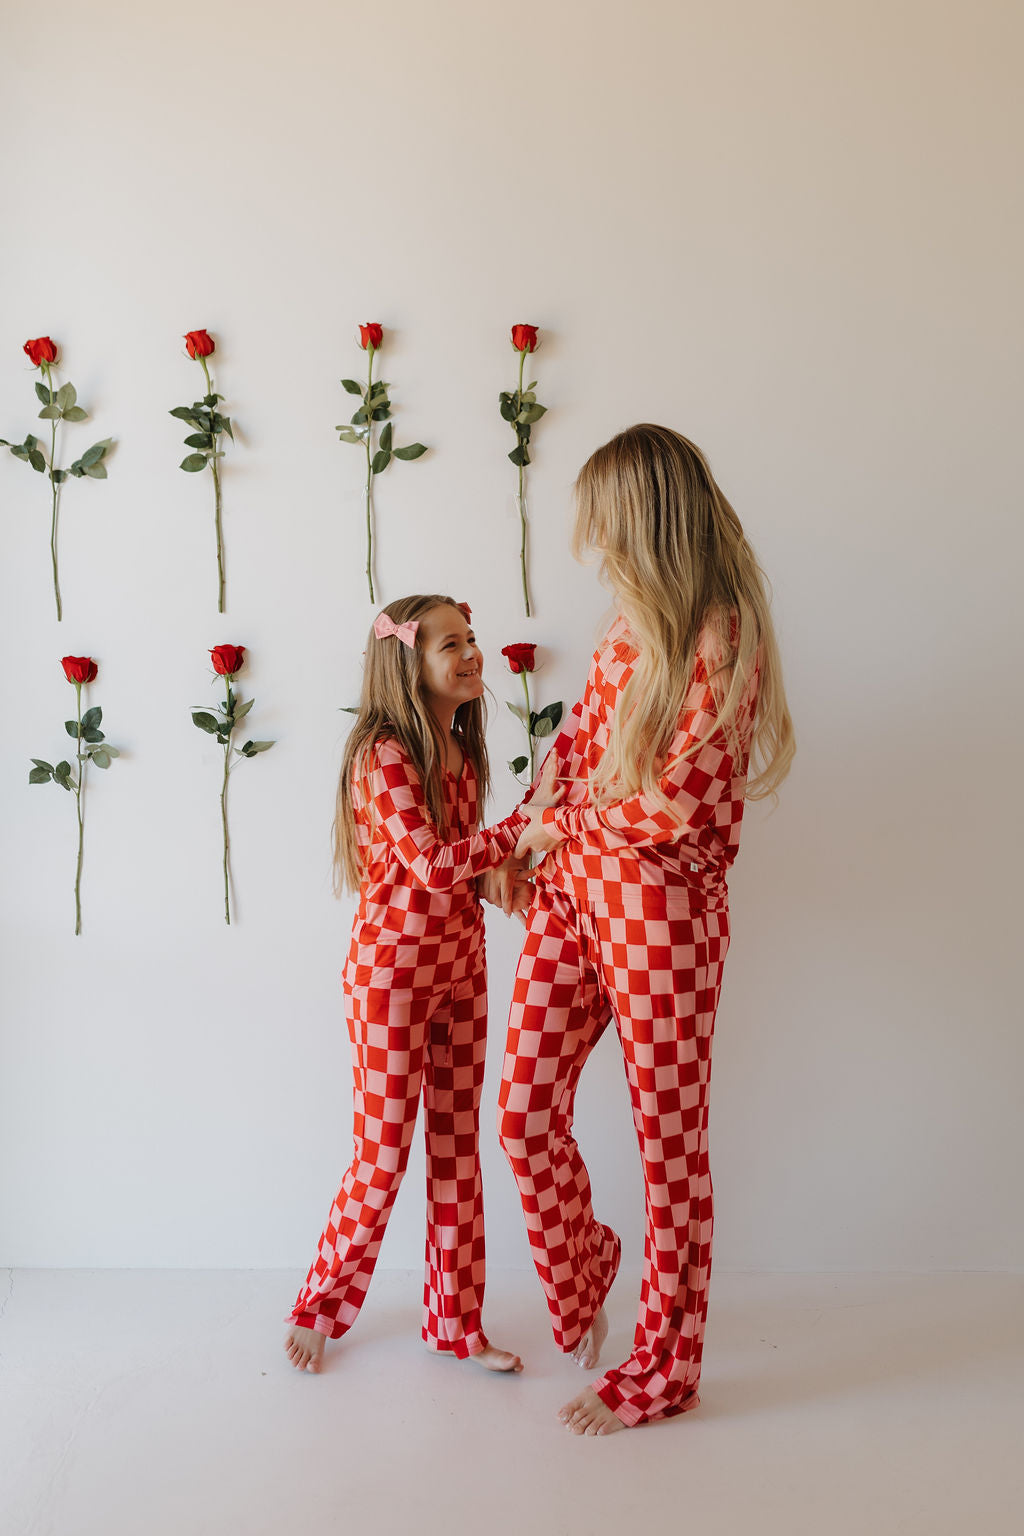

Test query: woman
[498,424,794,1433]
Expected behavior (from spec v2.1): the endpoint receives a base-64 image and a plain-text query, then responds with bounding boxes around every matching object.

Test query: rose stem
[73,680,84,935]
[221,676,232,925]
[520,667,535,783]
[517,346,531,618]
[43,363,62,622]
[200,356,225,614]
[364,343,375,604]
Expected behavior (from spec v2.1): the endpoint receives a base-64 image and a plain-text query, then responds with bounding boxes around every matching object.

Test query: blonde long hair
[574,424,794,809]
[333,594,490,894]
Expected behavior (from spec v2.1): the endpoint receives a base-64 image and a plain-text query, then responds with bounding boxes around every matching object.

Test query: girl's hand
[528,753,566,810]
[515,803,566,861]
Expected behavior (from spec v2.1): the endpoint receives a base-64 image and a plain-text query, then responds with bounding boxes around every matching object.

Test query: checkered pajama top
[344,737,524,993]
[537,615,759,914]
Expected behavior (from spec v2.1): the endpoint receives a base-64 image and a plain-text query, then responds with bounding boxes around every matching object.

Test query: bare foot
[284,1324,326,1373]
[558,1385,625,1435]
[570,1306,608,1370]
[469,1343,524,1373]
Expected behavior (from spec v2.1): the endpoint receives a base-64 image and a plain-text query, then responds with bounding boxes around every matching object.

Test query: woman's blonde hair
[333,594,490,894]
[574,424,794,809]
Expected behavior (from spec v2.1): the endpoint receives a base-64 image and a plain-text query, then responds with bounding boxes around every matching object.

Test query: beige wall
[1,0,1021,1270]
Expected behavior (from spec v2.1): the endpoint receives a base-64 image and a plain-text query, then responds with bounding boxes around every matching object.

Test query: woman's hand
[515,803,566,861]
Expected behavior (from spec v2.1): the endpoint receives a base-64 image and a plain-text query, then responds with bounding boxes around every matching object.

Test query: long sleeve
[543,662,740,852]
[361,740,523,891]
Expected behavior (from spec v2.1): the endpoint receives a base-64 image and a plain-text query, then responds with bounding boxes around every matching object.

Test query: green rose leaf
[52,469,67,483]
[62,406,88,423]
[170,406,201,425]
[248,740,274,753]
[180,454,208,472]
[54,760,73,789]
[336,426,365,444]
[37,404,62,420]
[56,383,76,411]
[183,433,213,450]
[91,749,112,769]
[30,758,55,772]
[65,720,81,738]
[234,697,254,721]
[351,406,369,425]
[28,448,47,473]
[532,716,554,738]
[371,448,392,474]
[83,461,107,479]
[29,766,52,785]
[506,700,527,724]
[379,421,393,453]
[212,414,233,440]
[508,755,529,776]
[393,442,427,460]
[536,702,563,731]
[191,711,221,734]
[34,381,52,405]
[82,727,105,744]
[518,403,547,424]
[82,706,102,730]
[508,444,530,468]
[370,406,390,422]
[80,444,106,468]
[341,378,363,395]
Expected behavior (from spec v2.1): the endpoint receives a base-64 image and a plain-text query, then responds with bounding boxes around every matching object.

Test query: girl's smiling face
[418,604,484,720]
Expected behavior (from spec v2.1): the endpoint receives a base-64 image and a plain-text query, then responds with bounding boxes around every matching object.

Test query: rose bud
[359,323,384,351]
[510,324,539,353]
[184,330,216,359]
[24,337,59,367]
[501,643,537,674]
[210,644,246,677]
[61,655,98,685]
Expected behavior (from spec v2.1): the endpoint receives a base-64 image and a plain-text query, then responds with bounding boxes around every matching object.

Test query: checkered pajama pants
[289,962,490,1357]
[497,880,729,1426]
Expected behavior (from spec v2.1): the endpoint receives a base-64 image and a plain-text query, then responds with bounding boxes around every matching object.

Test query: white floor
[1,1268,1021,1536]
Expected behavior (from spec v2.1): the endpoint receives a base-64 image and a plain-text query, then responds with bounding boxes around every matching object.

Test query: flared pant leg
[588,901,730,1426]
[497,883,622,1351]
[288,964,489,1357]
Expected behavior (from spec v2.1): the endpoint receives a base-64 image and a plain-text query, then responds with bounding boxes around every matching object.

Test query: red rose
[185,330,215,359]
[501,643,536,674]
[61,655,98,685]
[210,644,245,677]
[24,337,58,367]
[510,324,538,353]
[359,323,384,351]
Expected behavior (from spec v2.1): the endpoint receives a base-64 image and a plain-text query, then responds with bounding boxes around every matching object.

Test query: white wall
[1,0,1021,1274]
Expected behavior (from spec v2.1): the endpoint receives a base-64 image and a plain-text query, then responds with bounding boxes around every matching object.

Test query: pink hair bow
[456,602,472,623]
[374,612,419,647]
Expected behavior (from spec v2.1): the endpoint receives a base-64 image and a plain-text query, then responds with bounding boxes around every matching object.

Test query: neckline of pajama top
[537,615,759,918]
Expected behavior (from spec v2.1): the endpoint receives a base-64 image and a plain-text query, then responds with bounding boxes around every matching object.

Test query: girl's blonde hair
[573,424,794,809]
[333,594,490,894]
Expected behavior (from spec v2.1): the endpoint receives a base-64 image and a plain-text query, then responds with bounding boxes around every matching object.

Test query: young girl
[284,594,529,1375]
[499,425,795,1433]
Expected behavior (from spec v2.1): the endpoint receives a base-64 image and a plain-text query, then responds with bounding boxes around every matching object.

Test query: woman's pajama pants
[289,961,490,1357]
[498,881,729,1426]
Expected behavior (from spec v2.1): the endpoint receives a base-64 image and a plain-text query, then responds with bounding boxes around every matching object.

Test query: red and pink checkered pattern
[536,614,757,915]
[288,741,520,1355]
[499,617,757,1426]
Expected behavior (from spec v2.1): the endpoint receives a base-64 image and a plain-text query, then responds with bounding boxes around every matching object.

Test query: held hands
[477,860,534,920]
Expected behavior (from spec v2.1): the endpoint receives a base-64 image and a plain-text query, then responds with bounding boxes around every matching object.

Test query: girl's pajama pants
[288,960,490,1357]
[498,880,729,1426]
